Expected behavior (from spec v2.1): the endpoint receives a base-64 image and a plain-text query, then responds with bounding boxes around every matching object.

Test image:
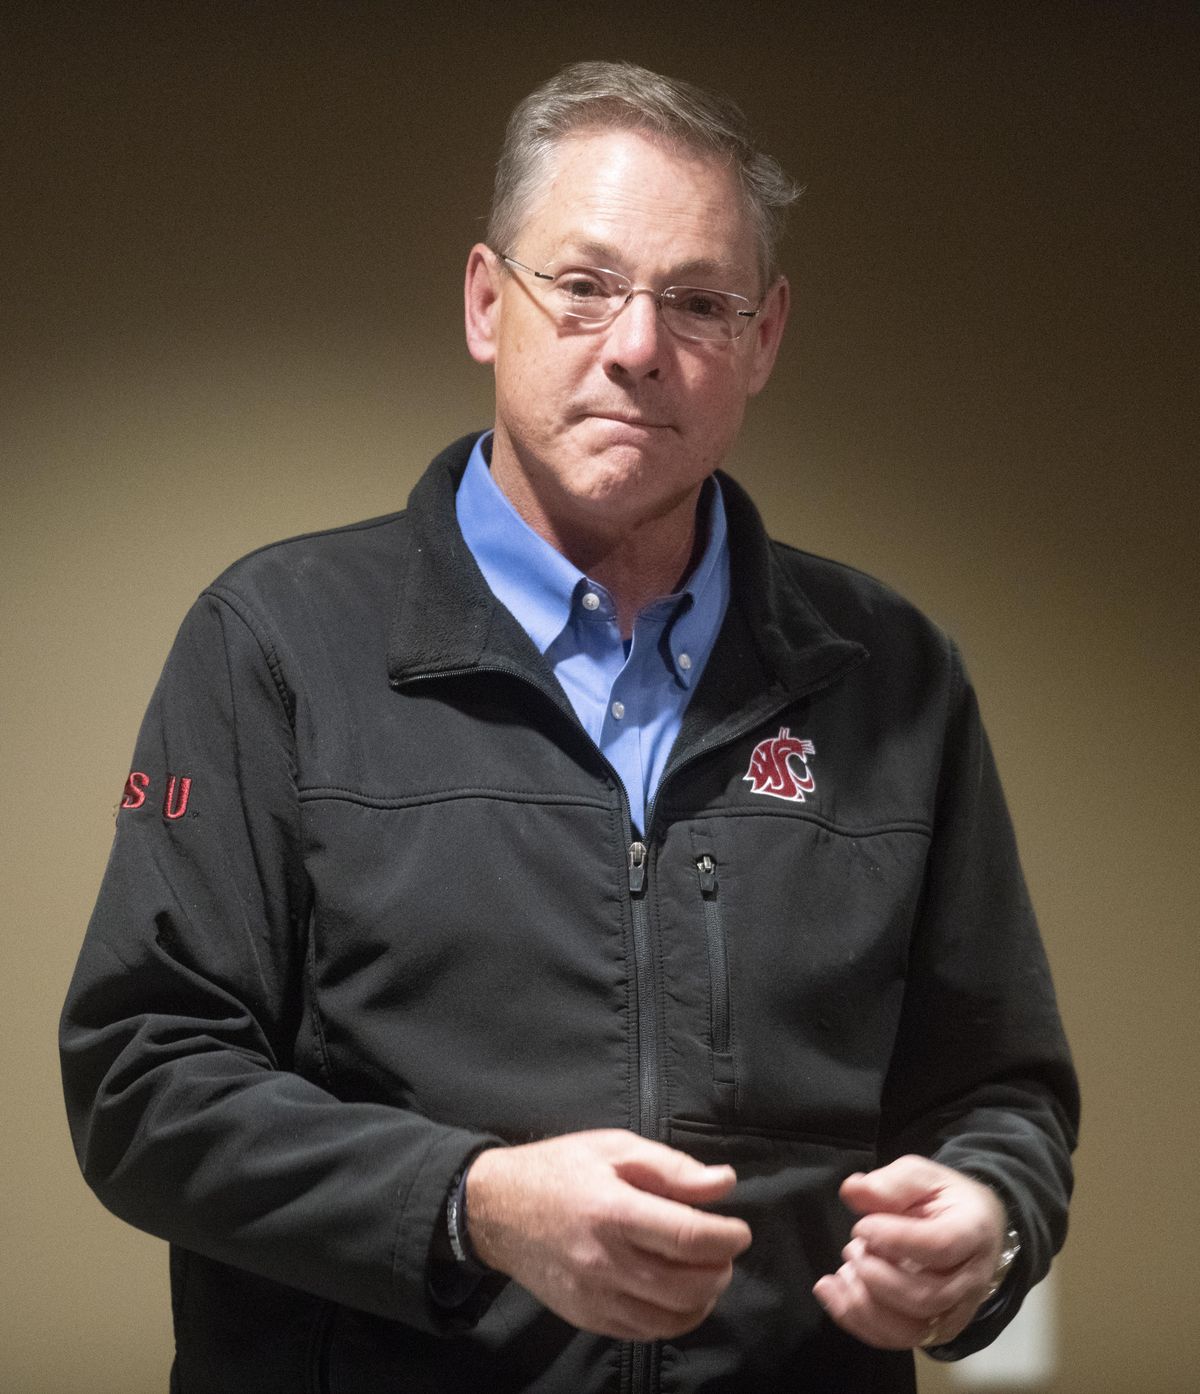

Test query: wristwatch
[984,1226,1022,1301]
[446,1161,491,1276]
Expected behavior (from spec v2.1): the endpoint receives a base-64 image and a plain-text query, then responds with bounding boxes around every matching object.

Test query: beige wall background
[3,5,1196,1391]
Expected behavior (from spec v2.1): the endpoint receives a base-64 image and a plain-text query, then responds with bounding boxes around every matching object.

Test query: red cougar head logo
[743,728,816,803]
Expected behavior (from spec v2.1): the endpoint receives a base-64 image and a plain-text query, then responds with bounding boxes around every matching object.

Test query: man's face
[465,128,789,547]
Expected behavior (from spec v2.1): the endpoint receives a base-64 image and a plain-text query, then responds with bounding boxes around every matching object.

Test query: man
[61,61,1077,1393]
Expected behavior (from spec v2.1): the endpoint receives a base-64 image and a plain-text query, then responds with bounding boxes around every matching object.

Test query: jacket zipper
[627,839,657,1394]
[403,664,665,1143]
[695,853,731,1057]
[401,668,659,1394]
[627,839,656,1140]
[395,655,863,1394]
[626,674,860,1394]
[631,1338,654,1392]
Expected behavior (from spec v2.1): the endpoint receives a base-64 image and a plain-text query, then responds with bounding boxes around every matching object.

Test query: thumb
[615,1143,738,1204]
[840,1155,944,1217]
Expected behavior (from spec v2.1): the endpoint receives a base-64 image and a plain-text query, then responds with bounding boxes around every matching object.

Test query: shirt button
[611,701,625,720]
[582,591,601,611]
[678,652,692,671]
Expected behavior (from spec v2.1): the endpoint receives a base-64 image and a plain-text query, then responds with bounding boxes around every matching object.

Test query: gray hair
[487,61,801,287]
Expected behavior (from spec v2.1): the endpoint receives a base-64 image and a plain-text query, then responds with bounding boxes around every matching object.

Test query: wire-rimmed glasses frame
[498,253,764,343]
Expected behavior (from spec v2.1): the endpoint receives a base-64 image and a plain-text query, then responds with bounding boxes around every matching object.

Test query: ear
[464,243,504,365]
[746,275,791,397]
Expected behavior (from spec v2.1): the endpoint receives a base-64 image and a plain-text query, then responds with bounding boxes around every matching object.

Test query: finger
[610,1245,736,1316]
[839,1154,945,1216]
[851,1206,997,1271]
[614,1145,739,1205]
[614,1186,752,1265]
[593,1285,722,1342]
[837,1239,986,1320]
[813,1262,927,1350]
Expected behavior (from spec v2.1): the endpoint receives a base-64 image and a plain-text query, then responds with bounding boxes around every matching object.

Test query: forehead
[519,128,758,282]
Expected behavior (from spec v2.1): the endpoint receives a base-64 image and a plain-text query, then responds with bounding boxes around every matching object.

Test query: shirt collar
[455,432,580,654]
[455,431,729,682]
[666,474,728,689]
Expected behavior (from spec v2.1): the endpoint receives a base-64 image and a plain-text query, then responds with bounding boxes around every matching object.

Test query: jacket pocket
[663,1120,903,1393]
[694,849,737,1109]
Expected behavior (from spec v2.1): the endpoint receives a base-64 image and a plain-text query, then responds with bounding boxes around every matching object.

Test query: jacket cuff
[390,1126,507,1333]
[427,1145,508,1325]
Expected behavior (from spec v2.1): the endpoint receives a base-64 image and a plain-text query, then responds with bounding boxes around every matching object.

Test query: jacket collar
[387,433,867,709]
[386,434,548,685]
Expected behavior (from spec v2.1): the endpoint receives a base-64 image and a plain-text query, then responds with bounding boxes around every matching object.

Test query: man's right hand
[465,1129,751,1340]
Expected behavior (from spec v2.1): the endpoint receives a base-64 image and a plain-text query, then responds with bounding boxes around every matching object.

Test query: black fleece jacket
[61,433,1078,1394]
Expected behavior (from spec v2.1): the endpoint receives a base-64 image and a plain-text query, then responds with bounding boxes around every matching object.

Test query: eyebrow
[560,238,747,288]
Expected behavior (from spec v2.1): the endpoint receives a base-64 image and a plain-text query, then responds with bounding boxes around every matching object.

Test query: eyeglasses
[499,253,763,343]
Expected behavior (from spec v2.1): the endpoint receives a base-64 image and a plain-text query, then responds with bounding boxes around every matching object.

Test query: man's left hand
[812,1155,1007,1350]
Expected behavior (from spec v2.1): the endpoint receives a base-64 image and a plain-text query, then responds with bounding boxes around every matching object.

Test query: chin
[579,463,699,529]
[572,452,656,502]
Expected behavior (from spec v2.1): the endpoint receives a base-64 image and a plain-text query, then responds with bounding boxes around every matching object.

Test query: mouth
[588,412,670,430]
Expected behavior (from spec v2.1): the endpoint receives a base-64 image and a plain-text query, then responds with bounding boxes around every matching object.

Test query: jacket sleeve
[877,642,1080,1360]
[59,588,500,1331]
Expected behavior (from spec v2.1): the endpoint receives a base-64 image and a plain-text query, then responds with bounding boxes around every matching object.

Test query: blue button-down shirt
[455,433,730,834]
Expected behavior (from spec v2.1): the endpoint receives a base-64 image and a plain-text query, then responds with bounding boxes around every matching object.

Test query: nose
[602,287,665,380]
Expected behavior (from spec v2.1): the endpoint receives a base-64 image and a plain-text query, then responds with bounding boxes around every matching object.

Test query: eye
[552,268,617,302]
[672,289,733,321]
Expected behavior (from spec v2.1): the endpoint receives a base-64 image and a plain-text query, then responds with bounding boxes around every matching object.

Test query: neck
[568,505,704,638]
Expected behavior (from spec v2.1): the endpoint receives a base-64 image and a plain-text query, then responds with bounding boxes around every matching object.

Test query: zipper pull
[695,852,718,895]
[628,841,647,894]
